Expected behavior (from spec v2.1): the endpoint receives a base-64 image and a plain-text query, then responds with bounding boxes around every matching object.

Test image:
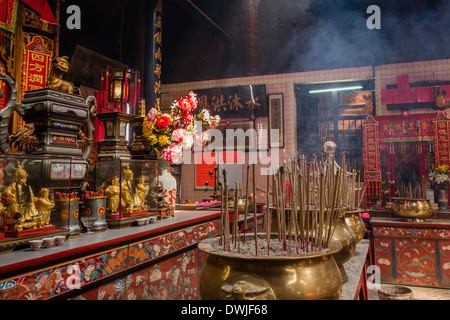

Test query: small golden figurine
[121,165,136,212]
[136,176,149,209]
[35,188,55,227]
[105,177,120,213]
[3,162,39,231]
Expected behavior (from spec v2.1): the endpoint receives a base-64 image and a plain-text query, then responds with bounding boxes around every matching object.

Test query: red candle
[99,71,104,109]
[105,69,109,109]
[124,71,129,112]
[137,78,141,101]
[131,84,135,110]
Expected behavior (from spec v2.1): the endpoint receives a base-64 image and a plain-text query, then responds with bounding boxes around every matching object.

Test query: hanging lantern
[99,67,140,114]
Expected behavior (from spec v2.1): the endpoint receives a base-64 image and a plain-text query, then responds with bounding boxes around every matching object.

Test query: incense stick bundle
[252,164,258,255]
[233,181,239,246]
[224,182,230,249]
[220,186,224,246]
[266,168,270,255]
[358,183,368,208]
[244,165,250,242]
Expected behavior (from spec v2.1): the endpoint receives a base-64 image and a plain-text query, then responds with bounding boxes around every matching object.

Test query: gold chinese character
[154,31,162,45]
[212,95,227,112]
[30,53,45,62]
[198,95,208,109]
[28,73,43,84]
[155,47,162,61]
[228,93,244,110]
[245,97,260,110]
[154,63,162,78]
[155,16,162,29]
[29,63,44,72]
[154,80,161,94]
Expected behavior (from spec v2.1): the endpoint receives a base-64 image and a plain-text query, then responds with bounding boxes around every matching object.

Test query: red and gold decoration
[433,111,450,168]
[362,115,382,207]
[0,63,8,110]
[0,0,18,33]
[372,219,450,288]
[21,35,52,95]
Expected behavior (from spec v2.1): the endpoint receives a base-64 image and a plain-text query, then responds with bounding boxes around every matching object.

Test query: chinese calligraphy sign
[195,85,267,120]
[21,35,52,96]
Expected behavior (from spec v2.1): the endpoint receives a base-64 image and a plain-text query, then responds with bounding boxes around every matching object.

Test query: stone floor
[368,284,450,300]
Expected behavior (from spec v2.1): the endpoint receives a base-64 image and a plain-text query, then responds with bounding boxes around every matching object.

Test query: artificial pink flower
[172,128,186,144]
[210,115,221,129]
[195,131,209,146]
[146,108,158,123]
[181,132,194,150]
[162,143,183,164]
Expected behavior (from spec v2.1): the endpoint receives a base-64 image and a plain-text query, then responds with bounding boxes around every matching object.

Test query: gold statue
[120,165,147,212]
[46,56,73,94]
[136,176,148,209]
[35,188,54,227]
[105,177,120,213]
[3,162,39,231]
[121,165,136,212]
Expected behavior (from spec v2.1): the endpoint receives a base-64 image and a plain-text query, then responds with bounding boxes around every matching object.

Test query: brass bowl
[198,234,343,300]
[344,209,366,244]
[386,197,439,222]
[268,206,354,283]
[327,214,356,284]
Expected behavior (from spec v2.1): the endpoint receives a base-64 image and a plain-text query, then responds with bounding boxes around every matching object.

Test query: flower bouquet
[429,165,450,189]
[142,91,220,164]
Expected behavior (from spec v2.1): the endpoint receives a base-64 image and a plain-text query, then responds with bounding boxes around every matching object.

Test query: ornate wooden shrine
[363,111,450,207]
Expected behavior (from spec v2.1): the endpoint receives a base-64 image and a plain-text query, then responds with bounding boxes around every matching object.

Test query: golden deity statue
[35,188,55,227]
[105,177,120,213]
[136,176,149,209]
[3,162,40,231]
[120,165,147,212]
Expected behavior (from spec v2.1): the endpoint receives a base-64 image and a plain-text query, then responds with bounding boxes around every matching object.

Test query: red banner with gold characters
[362,115,382,206]
[21,35,52,96]
[433,111,450,167]
[0,64,8,110]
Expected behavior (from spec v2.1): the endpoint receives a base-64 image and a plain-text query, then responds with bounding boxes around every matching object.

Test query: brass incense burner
[327,212,356,283]
[198,235,343,300]
[386,197,438,222]
[344,209,366,243]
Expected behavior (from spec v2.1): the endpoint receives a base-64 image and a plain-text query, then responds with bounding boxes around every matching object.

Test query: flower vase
[438,189,448,210]
[158,158,177,209]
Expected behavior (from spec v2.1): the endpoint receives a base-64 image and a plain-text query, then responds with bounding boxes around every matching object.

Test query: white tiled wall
[162,60,450,202]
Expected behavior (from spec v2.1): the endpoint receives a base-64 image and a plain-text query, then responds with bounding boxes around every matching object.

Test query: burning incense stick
[244,165,250,242]
[252,164,258,255]
[266,168,270,255]
[233,181,239,246]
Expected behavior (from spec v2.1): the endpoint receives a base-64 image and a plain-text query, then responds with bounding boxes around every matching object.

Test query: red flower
[178,91,198,112]
[155,114,172,129]
[183,112,193,126]
[187,91,198,111]
[178,97,191,112]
